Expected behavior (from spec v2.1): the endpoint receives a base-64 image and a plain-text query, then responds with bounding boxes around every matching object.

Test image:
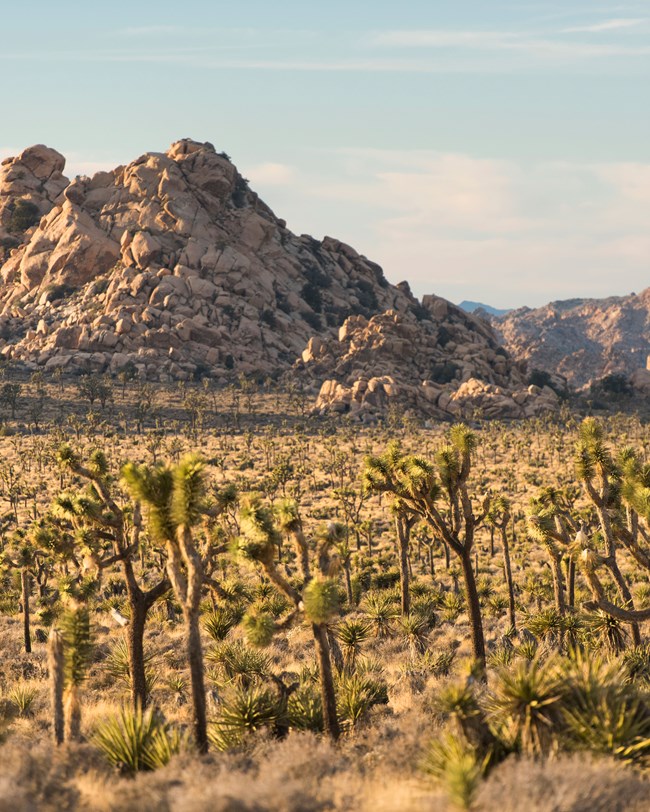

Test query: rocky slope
[491,291,650,389]
[0,138,557,420]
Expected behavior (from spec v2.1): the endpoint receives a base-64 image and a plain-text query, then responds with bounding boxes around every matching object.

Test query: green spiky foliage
[203,605,241,641]
[362,592,399,637]
[61,603,93,689]
[560,650,650,764]
[120,463,175,543]
[303,577,340,624]
[93,704,185,773]
[207,640,273,687]
[586,611,628,654]
[209,686,280,750]
[336,618,372,672]
[623,644,650,685]
[105,637,159,695]
[171,454,207,528]
[336,672,388,728]
[242,608,276,648]
[485,656,562,757]
[237,495,280,565]
[8,683,38,717]
[422,731,491,811]
[287,683,324,732]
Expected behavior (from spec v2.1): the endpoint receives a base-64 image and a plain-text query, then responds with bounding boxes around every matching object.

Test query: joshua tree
[486,495,517,631]
[390,499,418,616]
[574,419,650,641]
[56,445,170,709]
[527,487,574,618]
[363,428,490,672]
[238,495,343,739]
[122,455,234,753]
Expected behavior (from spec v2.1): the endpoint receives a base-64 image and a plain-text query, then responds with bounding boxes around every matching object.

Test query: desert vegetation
[0,366,650,810]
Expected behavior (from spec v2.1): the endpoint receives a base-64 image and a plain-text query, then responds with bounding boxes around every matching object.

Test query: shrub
[9,199,40,233]
[93,704,184,773]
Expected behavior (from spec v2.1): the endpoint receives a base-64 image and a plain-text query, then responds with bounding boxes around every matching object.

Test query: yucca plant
[442,593,465,624]
[8,683,38,717]
[486,656,562,756]
[207,639,273,688]
[242,608,276,648]
[623,644,650,685]
[287,683,324,732]
[515,637,539,661]
[93,704,184,773]
[336,618,372,673]
[337,673,388,729]
[434,680,492,749]
[559,649,650,763]
[422,730,491,811]
[362,592,399,638]
[203,605,240,642]
[105,636,158,696]
[419,648,456,677]
[209,685,280,750]
[400,612,430,659]
[586,611,628,654]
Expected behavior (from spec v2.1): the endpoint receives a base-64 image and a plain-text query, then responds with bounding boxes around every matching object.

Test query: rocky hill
[491,291,650,389]
[0,139,558,420]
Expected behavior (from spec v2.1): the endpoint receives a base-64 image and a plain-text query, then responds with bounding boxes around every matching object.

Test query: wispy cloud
[561,17,648,33]
[272,149,650,306]
[368,28,650,59]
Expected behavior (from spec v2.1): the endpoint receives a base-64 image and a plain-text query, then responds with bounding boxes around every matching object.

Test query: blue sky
[1,0,649,307]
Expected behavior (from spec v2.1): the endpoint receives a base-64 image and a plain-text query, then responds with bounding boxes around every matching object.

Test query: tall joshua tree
[363,427,490,672]
[56,445,170,709]
[574,419,650,641]
[238,495,342,740]
[122,455,232,754]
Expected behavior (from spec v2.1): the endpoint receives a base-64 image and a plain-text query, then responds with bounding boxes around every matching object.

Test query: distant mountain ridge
[490,291,650,388]
[458,300,511,318]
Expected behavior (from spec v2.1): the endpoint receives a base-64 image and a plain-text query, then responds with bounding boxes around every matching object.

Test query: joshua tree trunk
[395,514,415,616]
[549,553,566,616]
[168,527,208,754]
[566,558,575,609]
[64,685,81,741]
[312,622,340,740]
[127,596,148,709]
[500,526,516,631]
[48,629,64,745]
[461,549,486,669]
[186,608,208,752]
[21,569,31,654]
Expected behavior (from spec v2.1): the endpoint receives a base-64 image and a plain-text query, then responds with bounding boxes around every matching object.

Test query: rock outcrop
[491,291,650,389]
[0,138,559,419]
[302,300,559,421]
[0,139,409,380]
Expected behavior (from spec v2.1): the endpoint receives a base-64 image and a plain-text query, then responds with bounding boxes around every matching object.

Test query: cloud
[276,150,650,307]
[367,28,650,59]
[561,17,648,33]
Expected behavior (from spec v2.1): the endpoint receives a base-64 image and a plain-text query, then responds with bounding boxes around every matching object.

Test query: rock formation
[0,138,559,420]
[491,291,650,389]
[301,297,559,421]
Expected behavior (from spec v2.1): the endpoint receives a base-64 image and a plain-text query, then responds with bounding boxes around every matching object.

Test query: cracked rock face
[490,291,650,390]
[0,138,558,419]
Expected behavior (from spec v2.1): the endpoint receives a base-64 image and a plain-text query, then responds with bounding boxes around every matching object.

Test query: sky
[1,0,649,308]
